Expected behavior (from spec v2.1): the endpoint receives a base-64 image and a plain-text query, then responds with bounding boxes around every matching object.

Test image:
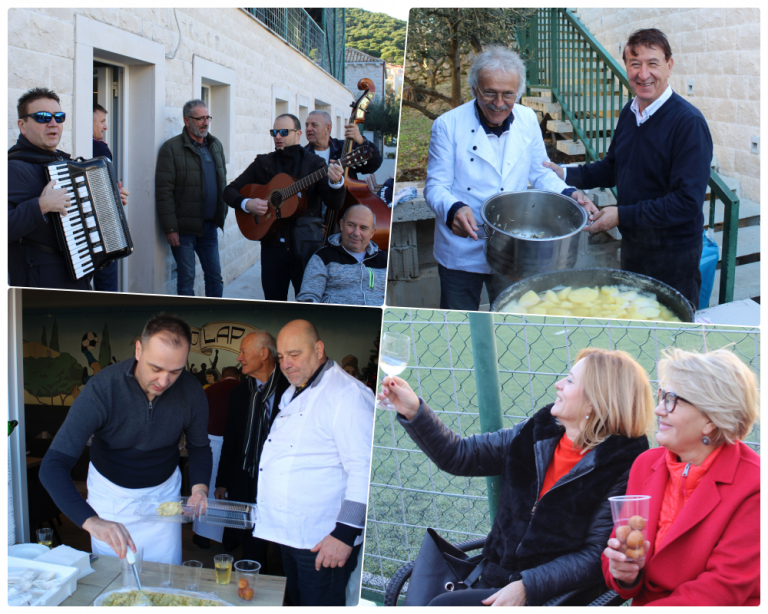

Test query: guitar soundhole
[270,192,283,209]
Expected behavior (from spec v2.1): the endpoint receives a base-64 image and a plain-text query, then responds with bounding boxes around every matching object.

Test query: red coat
[602,441,760,606]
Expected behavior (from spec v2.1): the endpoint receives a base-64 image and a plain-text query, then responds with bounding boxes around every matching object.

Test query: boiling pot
[491,267,696,322]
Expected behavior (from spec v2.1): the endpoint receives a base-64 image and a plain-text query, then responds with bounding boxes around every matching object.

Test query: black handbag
[403,528,487,606]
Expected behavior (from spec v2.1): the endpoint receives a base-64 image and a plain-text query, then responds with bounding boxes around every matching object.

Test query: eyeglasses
[21,112,66,124]
[477,90,517,103]
[657,389,693,413]
[187,115,212,122]
[270,128,298,137]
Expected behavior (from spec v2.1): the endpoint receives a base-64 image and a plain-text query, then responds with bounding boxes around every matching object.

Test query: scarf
[241,368,279,478]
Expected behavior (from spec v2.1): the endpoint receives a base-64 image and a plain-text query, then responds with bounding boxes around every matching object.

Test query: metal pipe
[468,312,504,523]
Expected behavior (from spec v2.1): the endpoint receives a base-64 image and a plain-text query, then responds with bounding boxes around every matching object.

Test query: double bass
[324,79,391,249]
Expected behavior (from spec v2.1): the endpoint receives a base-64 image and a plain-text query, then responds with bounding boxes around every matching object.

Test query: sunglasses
[21,111,66,124]
[269,128,298,137]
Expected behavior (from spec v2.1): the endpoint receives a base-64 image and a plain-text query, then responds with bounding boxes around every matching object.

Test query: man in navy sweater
[545,29,713,308]
[40,315,212,564]
[92,103,119,292]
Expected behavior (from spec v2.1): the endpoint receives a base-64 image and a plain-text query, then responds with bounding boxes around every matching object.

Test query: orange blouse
[539,433,587,499]
[654,445,724,550]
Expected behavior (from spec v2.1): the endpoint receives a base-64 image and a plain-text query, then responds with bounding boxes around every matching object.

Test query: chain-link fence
[244,8,345,81]
[362,309,760,602]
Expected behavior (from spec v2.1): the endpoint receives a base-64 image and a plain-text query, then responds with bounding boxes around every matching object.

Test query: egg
[628,515,646,531]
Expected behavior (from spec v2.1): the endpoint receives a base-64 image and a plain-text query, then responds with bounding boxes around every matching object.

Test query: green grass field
[363,310,760,596]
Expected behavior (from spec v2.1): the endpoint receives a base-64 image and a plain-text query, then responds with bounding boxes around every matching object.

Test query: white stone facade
[8,8,355,296]
[345,61,386,103]
[575,8,760,203]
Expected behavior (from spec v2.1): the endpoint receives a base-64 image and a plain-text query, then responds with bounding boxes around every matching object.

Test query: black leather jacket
[398,400,649,605]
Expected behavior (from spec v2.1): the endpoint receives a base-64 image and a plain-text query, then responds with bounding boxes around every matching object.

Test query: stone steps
[709,261,760,305]
[712,225,760,260]
[704,197,760,228]
[556,137,612,156]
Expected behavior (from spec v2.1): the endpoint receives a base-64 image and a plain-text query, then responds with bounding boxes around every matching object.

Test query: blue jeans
[438,264,512,311]
[170,221,223,297]
[281,543,362,606]
[93,260,118,292]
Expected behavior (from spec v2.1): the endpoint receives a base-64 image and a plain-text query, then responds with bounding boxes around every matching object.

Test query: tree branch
[402,99,439,120]
[403,75,452,105]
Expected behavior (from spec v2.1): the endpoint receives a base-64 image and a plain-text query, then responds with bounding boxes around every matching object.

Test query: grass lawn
[363,310,760,596]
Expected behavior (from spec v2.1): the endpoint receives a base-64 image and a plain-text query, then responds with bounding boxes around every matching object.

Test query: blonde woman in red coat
[602,348,760,606]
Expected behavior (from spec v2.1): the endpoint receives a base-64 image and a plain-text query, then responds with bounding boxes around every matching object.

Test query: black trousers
[621,239,703,310]
[260,244,304,301]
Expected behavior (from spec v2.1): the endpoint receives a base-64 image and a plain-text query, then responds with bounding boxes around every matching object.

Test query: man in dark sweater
[40,315,212,564]
[545,29,713,308]
[214,331,289,571]
[92,103,119,292]
[9,88,128,290]
[223,114,345,301]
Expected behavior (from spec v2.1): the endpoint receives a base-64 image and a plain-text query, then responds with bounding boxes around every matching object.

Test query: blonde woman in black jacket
[380,348,654,606]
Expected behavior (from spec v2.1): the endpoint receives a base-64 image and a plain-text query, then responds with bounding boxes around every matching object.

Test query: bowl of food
[491,268,695,322]
[95,587,233,606]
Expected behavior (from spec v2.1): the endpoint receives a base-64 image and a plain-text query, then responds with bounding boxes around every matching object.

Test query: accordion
[45,157,133,281]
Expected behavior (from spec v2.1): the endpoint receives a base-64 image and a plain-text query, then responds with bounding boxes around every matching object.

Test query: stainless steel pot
[480,190,587,280]
[491,267,696,322]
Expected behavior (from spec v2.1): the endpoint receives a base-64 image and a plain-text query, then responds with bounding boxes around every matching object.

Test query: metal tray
[133,496,196,523]
[196,499,257,530]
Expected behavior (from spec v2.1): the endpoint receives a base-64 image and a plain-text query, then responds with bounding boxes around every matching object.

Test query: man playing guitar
[223,114,344,301]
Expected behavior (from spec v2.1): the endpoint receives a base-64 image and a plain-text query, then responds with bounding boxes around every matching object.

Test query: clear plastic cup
[234,560,261,603]
[120,545,144,588]
[609,495,651,562]
[214,554,234,585]
[183,560,203,591]
[158,556,174,588]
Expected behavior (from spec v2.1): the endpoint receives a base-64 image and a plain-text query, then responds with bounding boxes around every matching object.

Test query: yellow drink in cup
[214,554,233,585]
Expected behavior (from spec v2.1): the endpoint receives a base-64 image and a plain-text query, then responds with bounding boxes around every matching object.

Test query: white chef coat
[251,361,374,550]
[86,462,182,564]
[424,99,569,274]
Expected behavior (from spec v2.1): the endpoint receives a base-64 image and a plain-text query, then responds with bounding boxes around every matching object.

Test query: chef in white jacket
[424,45,597,311]
[252,319,374,606]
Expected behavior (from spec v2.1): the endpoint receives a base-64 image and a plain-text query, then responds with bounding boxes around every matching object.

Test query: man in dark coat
[214,331,289,572]
[92,103,118,292]
[223,114,345,301]
[9,87,128,289]
[155,99,228,297]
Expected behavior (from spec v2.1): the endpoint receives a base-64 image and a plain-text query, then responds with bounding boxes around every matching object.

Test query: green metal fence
[520,8,740,306]
[244,8,345,82]
[363,308,760,603]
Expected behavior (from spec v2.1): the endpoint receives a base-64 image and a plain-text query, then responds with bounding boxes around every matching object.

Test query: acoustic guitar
[324,79,391,249]
[235,145,372,242]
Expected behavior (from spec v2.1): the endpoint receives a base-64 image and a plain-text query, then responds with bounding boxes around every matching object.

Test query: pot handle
[476,223,491,240]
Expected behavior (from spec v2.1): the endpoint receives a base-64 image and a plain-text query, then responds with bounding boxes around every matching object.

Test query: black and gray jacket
[296,233,387,305]
[398,400,649,605]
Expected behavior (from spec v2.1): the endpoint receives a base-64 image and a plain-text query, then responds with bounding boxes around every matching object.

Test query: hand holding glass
[377,333,411,409]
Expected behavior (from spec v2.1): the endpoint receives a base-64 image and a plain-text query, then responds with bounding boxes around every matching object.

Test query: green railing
[521,8,740,306]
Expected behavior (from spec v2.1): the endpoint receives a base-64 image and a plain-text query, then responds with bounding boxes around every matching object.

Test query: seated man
[424,46,595,311]
[296,204,386,306]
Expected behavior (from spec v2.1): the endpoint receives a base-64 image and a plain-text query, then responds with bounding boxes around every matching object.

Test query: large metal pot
[491,267,695,322]
[480,190,587,280]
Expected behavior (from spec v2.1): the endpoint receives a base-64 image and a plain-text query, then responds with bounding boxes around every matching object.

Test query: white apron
[86,462,182,565]
[192,434,224,542]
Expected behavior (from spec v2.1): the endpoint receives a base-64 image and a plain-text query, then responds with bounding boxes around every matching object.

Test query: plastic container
[7,556,79,607]
[195,499,257,530]
[93,586,234,606]
[134,496,196,523]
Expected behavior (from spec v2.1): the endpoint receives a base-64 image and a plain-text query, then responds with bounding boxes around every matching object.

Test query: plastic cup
[234,560,261,603]
[120,545,144,588]
[36,528,53,548]
[214,554,233,585]
[608,495,651,562]
[183,560,203,591]
[158,557,174,588]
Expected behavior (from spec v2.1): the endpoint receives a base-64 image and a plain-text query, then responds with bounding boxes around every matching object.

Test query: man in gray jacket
[296,204,387,305]
[155,100,228,297]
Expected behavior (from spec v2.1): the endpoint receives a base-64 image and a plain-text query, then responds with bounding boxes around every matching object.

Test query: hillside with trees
[346,8,406,65]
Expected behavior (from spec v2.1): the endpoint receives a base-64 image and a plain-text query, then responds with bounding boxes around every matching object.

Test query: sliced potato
[519,290,541,307]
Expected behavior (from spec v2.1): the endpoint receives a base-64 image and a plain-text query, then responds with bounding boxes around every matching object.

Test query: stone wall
[8,8,354,296]
[575,8,760,203]
[345,61,386,102]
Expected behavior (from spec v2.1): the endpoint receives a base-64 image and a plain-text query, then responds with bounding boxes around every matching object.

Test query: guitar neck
[280,166,329,200]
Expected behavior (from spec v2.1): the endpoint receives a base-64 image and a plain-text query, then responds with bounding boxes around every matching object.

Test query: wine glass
[377,332,411,410]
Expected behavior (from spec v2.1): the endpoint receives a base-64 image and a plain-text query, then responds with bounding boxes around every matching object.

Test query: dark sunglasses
[270,128,298,137]
[21,111,66,124]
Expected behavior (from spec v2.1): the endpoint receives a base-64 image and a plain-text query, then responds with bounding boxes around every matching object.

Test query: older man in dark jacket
[155,100,228,297]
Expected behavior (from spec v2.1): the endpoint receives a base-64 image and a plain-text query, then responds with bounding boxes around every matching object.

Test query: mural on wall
[22,307,380,406]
